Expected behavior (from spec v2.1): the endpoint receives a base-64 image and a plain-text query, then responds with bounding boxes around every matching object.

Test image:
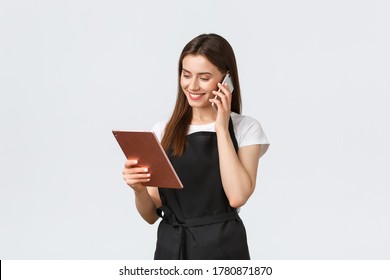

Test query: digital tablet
[112,130,183,189]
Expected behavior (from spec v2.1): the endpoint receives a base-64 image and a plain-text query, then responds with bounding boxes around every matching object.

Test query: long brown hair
[161,33,242,156]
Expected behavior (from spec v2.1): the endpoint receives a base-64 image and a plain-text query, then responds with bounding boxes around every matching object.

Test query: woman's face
[180,54,224,109]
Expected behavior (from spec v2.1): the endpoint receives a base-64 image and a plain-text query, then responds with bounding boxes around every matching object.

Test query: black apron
[154,118,250,260]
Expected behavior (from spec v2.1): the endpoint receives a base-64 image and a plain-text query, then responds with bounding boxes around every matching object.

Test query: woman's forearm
[134,187,159,224]
[216,131,255,208]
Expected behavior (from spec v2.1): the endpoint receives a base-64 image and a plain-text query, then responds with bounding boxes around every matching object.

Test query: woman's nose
[188,78,200,91]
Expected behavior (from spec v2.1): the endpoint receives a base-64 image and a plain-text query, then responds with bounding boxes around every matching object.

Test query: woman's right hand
[122,159,151,192]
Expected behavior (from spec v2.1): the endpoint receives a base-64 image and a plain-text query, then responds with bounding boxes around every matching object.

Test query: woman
[122,33,269,259]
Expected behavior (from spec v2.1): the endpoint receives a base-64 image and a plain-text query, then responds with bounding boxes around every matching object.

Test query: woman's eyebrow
[182,68,213,76]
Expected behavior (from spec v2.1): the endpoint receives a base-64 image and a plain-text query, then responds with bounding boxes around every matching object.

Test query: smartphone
[212,73,234,111]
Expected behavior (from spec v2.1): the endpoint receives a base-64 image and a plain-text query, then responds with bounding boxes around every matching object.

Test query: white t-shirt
[151,112,270,158]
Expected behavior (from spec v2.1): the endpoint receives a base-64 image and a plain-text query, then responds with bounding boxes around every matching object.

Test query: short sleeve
[242,120,270,158]
[232,113,270,158]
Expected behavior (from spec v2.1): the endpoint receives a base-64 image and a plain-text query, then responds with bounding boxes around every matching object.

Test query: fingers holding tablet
[113,131,183,189]
[123,159,151,191]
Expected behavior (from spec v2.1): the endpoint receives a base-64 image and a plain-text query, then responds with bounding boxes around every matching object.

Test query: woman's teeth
[190,93,204,100]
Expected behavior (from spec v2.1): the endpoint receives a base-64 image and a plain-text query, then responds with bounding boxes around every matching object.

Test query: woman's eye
[183,74,190,79]
[200,78,209,81]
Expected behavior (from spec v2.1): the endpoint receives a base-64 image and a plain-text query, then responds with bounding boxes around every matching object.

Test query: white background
[1,0,389,259]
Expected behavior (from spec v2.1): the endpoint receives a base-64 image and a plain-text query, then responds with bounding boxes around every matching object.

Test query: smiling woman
[181,55,224,109]
[121,33,270,260]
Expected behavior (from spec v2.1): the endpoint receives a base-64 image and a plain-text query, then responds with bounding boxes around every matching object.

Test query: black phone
[212,73,234,111]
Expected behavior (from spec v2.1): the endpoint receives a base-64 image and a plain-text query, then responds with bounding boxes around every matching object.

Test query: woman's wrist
[215,128,230,138]
[132,184,145,195]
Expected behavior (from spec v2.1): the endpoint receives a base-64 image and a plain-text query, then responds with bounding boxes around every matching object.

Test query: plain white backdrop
[1,0,389,259]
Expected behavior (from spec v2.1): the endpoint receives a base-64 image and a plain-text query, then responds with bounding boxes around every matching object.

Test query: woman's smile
[188,91,206,101]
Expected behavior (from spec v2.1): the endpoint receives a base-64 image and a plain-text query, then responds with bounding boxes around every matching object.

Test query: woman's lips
[188,91,205,101]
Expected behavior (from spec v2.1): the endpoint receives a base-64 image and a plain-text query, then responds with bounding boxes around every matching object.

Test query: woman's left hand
[210,82,232,134]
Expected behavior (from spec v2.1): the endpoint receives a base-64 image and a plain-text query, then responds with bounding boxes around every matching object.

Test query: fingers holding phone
[122,159,151,192]
[212,82,233,112]
[211,73,234,112]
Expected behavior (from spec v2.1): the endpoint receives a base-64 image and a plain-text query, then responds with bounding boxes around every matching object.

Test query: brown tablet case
[112,130,183,189]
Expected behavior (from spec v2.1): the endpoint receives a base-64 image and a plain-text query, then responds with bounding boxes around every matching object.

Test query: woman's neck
[190,107,217,125]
